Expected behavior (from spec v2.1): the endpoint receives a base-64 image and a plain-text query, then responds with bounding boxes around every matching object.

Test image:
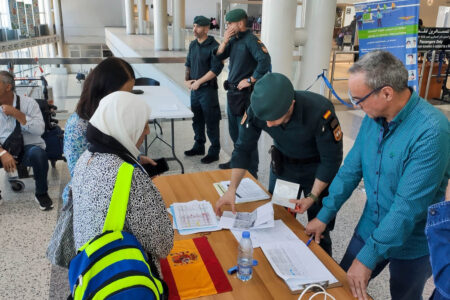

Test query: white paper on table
[172,200,219,230]
[219,202,274,230]
[271,179,300,209]
[215,178,270,204]
[260,240,338,292]
[230,220,299,248]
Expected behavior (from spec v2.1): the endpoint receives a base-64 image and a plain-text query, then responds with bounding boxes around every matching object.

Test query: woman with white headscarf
[71,91,173,276]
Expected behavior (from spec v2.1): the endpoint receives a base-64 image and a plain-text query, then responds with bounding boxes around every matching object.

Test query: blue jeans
[340,232,432,300]
[227,105,258,178]
[21,145,49,195]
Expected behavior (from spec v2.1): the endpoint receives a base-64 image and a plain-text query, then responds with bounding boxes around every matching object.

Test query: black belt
[223,80,251,91]
[283,155,321,165]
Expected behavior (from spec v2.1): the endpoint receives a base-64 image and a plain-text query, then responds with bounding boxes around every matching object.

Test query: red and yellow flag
[160,237,232,300]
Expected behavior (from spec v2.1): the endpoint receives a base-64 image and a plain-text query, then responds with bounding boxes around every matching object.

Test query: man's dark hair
[0,70,15,91]
[76,57,135,120]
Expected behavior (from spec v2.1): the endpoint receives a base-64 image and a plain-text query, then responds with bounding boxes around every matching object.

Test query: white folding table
[135,86,193,173]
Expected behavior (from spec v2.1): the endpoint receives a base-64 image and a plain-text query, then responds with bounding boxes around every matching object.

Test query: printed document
[230,220,300,248]
[219,202,274,230]
[271,179,300,209]
[261,240,338,292]
[214,178,270,204]
[170,200,220,235]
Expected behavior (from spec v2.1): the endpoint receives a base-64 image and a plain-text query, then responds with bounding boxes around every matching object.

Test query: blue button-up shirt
[0,94,45,149]
[426,200,450,299]
[317,91,450,270]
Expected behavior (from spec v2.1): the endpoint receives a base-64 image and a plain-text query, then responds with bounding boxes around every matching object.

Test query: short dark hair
[76,57,135,120]
[0,71,15,91]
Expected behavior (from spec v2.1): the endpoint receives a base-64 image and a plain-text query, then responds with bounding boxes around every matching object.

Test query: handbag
[46,188,76,268]
[2,96,24,162]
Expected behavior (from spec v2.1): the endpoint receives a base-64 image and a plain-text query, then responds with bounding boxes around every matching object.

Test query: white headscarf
[89,91,151,158]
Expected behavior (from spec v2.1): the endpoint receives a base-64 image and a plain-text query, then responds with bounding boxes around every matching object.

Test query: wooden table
[153,170,357,299]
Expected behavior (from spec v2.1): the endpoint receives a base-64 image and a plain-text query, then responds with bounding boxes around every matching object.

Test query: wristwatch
[306,192,319,203]
[247,78,254,85]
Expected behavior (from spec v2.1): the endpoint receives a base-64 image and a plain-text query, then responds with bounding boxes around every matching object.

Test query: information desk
[153,170,364,299]
[135,85,193,173]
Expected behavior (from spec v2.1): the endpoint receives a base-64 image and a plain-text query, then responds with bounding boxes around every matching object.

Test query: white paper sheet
[219,202,274,230]
[230,220,300,248]
[261,240,338,292]
[271,179,300,209]
[215,178,270,204]
[172,200,219,230]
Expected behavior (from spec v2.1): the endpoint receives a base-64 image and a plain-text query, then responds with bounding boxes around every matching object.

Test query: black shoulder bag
[2,96,25,162]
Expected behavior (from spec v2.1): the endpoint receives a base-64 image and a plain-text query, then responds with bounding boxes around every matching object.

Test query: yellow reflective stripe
[75,248,148,298]
[103,163,134,232]
[85,232,123,257]
[92,275,159,300]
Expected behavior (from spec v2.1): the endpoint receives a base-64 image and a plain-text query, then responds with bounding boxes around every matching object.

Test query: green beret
[226,9,247,22]
[251,73,295,121]
[193,16,210,27]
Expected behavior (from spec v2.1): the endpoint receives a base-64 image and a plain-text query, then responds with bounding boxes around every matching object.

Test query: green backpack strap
[102,162,135,233]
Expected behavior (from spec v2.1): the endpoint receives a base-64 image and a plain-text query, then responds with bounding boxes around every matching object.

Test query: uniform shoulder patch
[261,46,268,53]
[333,125,343,142]
[240,112,248,125]
[323,110,331,120]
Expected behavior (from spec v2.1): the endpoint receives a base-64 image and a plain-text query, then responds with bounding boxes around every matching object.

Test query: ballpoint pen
[226,184,242,198]
[306,235,314,247]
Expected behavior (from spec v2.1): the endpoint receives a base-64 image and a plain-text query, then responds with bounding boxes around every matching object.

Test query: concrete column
[153,0,169,50]
[220,0,225,37]
[137,0,146,34]
[261,0,297,79]
[43,0,56,58]
[172,0,185,50]
[52,0,64,57]
[125,0,135,34]
[297,0,336,93]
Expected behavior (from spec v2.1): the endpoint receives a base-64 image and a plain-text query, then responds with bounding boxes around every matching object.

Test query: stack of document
[213,178,270,204]
[219,202,274,230]
[169,200,221,235]
[261,240,339,293]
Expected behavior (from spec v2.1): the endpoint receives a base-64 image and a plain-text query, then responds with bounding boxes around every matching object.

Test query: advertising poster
[25,4,35,37]
[17,1,28,37]
[8,0,19,30]
[32,0,40,27]
[355,0,420,90]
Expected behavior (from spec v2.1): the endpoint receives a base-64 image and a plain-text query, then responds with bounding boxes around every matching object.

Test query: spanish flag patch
[323,110,331,120]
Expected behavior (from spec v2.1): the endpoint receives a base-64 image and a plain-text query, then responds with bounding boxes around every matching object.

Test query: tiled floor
[1,61,448,299]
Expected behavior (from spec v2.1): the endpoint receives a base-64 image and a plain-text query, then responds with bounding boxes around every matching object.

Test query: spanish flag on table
[160,237,232,300]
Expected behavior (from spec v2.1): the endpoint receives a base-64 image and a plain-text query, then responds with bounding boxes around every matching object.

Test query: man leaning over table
[215,72,343,256]
[305,51,450,300]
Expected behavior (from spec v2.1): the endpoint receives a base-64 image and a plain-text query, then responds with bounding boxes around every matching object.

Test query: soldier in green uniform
[215,73,343,255]
[184,16,224,163]
[214,8,271,177]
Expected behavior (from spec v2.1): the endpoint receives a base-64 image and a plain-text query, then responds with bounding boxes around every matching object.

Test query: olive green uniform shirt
[231,91,343,183]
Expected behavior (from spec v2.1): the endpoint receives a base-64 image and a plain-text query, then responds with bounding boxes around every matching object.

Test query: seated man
[0,71,53,210]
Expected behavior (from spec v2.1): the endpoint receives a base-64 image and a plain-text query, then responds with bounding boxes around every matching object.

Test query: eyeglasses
[348,85,388,106]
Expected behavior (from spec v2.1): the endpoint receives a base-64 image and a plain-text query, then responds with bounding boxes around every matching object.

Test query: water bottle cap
[242,231,250,238]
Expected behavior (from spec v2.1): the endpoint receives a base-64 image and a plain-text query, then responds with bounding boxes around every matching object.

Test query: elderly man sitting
[0,71,53,210]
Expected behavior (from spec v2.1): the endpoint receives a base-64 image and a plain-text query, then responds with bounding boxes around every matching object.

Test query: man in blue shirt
[0,71,53,210]
[304,51,449,300]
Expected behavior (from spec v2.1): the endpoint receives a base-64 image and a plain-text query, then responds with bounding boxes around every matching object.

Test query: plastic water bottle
[237,231,253,281]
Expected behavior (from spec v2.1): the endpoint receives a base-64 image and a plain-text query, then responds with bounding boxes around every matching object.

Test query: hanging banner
[17,1,28,37]
[355,0,420,90]
[25,3,35,37]
[8,0,19,30]
[32,0,40,27]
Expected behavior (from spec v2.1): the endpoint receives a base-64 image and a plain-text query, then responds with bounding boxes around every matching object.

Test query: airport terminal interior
[0,0,449,299]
